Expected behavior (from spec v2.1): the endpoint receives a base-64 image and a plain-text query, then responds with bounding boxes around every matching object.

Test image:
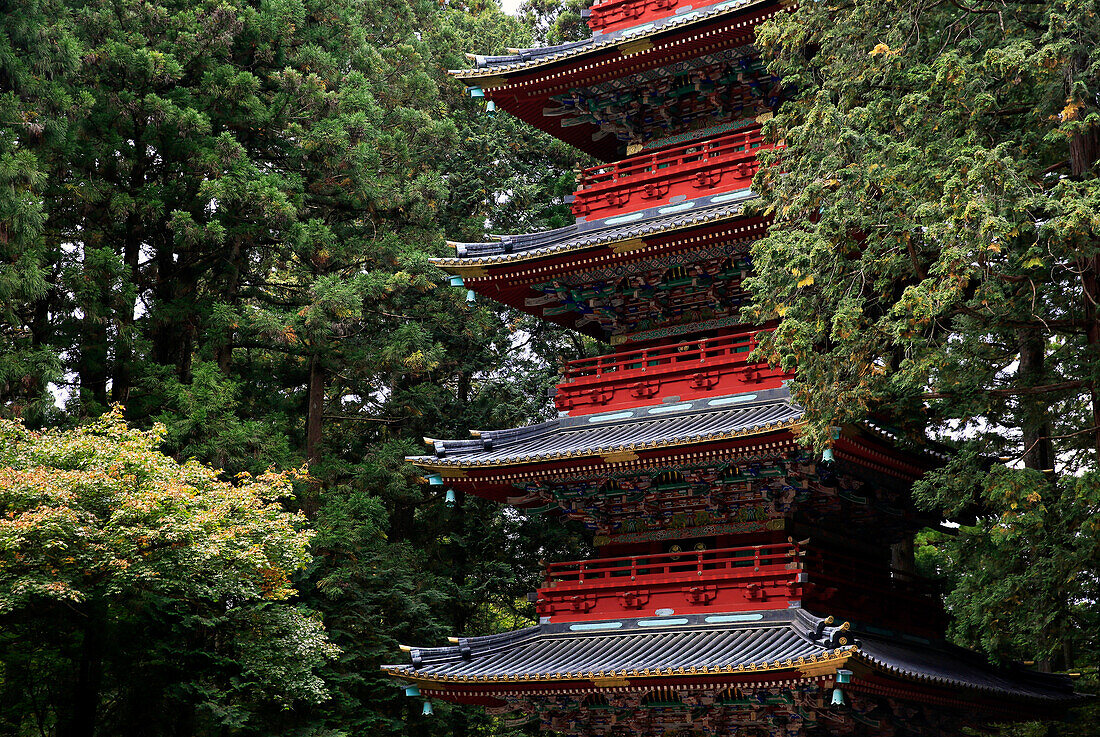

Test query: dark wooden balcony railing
[572,125,769,220]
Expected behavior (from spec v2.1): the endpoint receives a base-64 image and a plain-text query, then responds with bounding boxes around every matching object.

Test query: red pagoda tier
[457,0,788,160]
[385,0,1084,732]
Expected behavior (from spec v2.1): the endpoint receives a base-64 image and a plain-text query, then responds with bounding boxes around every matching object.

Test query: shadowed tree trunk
[1070,126,1100,464]
[60,609,104,737]
[307,352,326,470]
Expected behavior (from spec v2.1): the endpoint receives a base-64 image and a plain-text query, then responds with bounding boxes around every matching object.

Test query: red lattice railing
[538,541,945,635]
[572,126,769,220]
[562,331,757,382]
[555,331,789,414]
[545,542,796,586]
[587,0,687,33]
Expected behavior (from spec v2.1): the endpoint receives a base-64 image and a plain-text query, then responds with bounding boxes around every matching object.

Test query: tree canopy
[1,0,1097,734]
[0,409,334,735]
[0,0,588,735]
[746,0,1100,669]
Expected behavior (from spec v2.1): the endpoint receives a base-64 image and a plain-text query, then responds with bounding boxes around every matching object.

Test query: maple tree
[0,408,336,736]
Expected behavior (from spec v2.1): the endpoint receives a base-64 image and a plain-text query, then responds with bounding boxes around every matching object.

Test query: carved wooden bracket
[567,594,597,612]
[743,583,767,601]
[693,171,722,188]
[691,371,720,390]
[683,585,718,605]
[605,190,631,207]
[583,387,614,405]
[619,589,650,609]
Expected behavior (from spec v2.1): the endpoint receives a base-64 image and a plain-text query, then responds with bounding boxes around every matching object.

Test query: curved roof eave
[434,188,758,271]
[449,0,779,81]
[406,386,803,471]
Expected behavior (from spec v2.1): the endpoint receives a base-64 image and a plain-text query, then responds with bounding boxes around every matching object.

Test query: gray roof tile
[410,387,801,468]
[454,0,770,79]
[384,608,1078,702]
[437,189,755,266]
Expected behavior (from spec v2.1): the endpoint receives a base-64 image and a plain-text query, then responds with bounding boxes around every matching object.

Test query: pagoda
[384,0,1081,733]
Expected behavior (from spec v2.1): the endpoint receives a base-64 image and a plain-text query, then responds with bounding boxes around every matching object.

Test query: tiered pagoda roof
[415,384,944,555]
[385,608,1079,734]
[415,386,801,474]
[439,191,766,341]
[388,609,1073,703]
[387,0,1090,729]
[454,0,790,159]
[443,188,755,266]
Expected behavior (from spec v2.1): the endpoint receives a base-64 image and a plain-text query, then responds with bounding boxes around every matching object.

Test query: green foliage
[0,408,336,735]
[747,0,1100,452]
[517,0,594,45]
[0,0,78,421]
[747,0,1100,668]
[0,1,589,735]
[916,463,1100,665]
[149,361,295,476]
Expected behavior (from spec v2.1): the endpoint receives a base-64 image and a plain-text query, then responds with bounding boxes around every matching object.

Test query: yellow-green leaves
[0,408,337,708]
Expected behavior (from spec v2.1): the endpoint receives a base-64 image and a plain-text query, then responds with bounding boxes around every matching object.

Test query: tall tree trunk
[150,241,195,384]
[215,238,244,375]
[112,218,142,405]
[60,611,104,737]
[1018,327,1060,672]
[1070,126,1100,464]
[1017,327,1053,472]
[299,352,327,517]
[306,352,325,470]
[112,130,146,405]
[77,300,109,415]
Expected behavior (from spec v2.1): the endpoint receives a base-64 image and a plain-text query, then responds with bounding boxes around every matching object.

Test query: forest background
[0,0,1097,736]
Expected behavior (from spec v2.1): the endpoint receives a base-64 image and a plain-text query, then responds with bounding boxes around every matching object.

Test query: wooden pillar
[890,535,915,576]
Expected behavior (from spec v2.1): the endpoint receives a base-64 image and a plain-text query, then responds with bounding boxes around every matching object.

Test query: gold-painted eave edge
[404,417,805,472]
[429,234,634,271]
[383,645,853,687]
[432,204,754,273]
[445,0,785,82]
[843,650,1086,703]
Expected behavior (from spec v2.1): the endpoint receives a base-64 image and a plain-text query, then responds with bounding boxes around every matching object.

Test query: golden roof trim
[432,204,751,271]
[448,0,776,82]
[388,649,837,688]
[408,418,804,472]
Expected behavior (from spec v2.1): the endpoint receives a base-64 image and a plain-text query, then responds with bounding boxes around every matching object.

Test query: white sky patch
[501,0,523,15]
